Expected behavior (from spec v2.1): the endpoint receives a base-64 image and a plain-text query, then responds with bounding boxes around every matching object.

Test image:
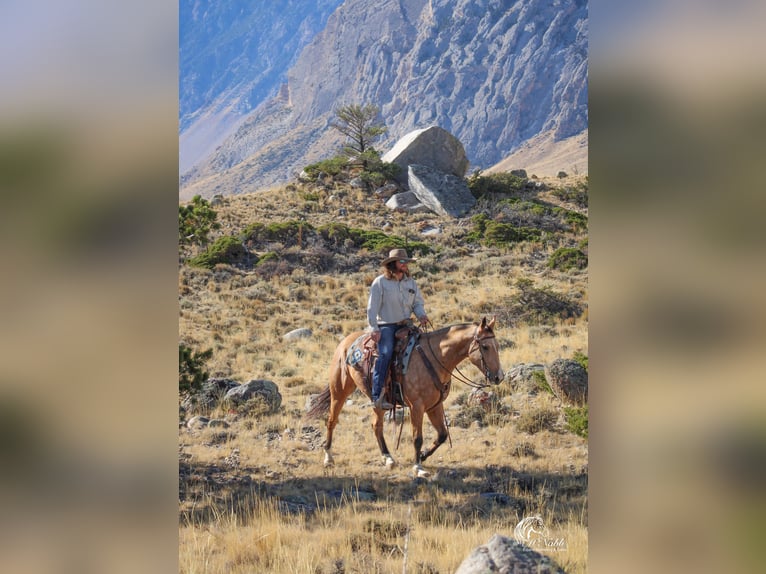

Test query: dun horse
[306,317,504,477]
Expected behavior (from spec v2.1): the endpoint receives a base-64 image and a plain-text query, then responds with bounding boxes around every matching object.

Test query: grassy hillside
[178,172,589,573]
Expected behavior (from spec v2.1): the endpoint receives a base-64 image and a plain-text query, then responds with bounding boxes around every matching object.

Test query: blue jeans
[372,324,398,400]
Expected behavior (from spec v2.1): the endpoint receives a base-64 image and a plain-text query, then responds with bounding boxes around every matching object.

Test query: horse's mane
[424,322,479,338]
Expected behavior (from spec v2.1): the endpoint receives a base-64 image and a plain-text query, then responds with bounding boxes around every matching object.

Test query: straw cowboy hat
[381,248,417,266]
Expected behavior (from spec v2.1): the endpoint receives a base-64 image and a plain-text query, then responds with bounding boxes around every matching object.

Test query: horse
[305,316,504,477]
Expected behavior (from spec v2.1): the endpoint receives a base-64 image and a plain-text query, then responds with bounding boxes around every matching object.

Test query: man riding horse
[366,248,429,410]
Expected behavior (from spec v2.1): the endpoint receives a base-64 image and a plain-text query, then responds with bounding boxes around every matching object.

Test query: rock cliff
[180,0,588,199]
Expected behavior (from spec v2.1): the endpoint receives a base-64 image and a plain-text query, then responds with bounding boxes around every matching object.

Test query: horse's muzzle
[488,368,505,385]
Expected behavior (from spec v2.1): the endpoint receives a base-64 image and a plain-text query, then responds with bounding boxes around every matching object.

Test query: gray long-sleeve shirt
[366,274,426,331]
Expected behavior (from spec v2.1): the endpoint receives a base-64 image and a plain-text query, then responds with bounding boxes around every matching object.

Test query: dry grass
[179,177,588,573]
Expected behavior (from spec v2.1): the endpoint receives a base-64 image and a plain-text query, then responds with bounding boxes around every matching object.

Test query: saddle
[346,325,421,403]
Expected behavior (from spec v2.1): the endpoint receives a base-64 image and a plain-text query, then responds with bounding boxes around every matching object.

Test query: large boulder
[224,379,282,413]
[382,126,469,187]
[408,164,476,218]
[455,534,566,574]
[545,359,588,406]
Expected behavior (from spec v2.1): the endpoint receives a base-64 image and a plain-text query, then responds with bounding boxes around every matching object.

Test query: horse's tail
[303,386,331,420]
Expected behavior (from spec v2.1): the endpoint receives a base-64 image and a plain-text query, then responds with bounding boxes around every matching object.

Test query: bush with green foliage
[179,195,220,246]
[187,235,247,269]
[357,149,401,187]
[551,178,588,209]
[465,214,541,246]
[548,247,588,271]
[467,170,527,198]
[241,220,316,247]
[564,405,588,438]
[179,344,212,395]
[572,351,588,371]
[303,156,349,180]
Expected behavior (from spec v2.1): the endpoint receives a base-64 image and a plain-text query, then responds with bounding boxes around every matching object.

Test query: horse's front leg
[409,407,430,478]
[372,409,396,469]
[420,403,449,463]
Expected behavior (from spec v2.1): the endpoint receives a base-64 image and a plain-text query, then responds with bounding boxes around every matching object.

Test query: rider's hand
[371,330,381,342]
[419,315,429,327]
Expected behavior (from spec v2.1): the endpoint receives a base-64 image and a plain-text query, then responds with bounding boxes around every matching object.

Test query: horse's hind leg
[420,403,449,463]
[323,395,345,467]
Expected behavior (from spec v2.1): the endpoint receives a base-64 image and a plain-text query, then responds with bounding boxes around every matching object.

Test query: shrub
[483,221,542,246]
[241,220,315,247]
[551,178,588,209]
[572,351,588,371]
[508,278,583,325]
[179,344,212,395]
[465,214,542,246]
[179,195,220,246]
[515,405,558,434]
[531,370,554,395]
[467,170,526,198]
[357,149,401,187]
[564,405,588,438]
[303,156,348,180]
[188,236,248,269]
[548,247,588,271]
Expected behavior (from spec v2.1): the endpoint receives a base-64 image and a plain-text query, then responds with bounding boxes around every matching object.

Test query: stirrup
[373,396,394,410]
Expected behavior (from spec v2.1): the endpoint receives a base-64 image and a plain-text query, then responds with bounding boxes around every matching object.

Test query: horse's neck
[427,324,474,372]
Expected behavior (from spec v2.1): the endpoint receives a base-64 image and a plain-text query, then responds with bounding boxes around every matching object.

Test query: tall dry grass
[179,177,588,573]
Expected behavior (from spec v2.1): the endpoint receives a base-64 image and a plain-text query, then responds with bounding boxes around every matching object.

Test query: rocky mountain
[179,0,343,172]
[180,0,588,200]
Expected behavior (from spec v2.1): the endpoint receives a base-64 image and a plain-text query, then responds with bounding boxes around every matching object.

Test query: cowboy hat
[381,248,417,266]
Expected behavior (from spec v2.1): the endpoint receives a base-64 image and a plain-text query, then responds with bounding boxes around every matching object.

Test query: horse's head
[468,316,505,385]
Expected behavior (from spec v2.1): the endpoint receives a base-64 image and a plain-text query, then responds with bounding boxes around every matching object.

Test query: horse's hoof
[412,464,430,478]
[382,455,396,469]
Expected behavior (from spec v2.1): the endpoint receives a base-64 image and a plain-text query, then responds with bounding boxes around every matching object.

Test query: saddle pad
[346,334,371,367]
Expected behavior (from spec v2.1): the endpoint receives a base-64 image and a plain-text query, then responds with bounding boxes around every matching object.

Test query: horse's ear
[487,316,496,330]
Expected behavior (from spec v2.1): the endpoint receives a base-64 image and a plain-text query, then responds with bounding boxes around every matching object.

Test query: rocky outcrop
[455,534,566,574]
[408,164,476,218]
[382,126,469,186]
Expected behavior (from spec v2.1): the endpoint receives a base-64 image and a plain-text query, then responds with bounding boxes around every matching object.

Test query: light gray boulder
[382,126,469,187]
[408,164,476,218]
[283,328,312,341]
[385,191,430,213]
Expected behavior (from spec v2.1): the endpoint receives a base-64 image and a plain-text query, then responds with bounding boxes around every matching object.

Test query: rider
[366,248,429,409]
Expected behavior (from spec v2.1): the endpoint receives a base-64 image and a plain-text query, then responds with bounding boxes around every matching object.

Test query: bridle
[424,324,498,389]
[467,328,498,384]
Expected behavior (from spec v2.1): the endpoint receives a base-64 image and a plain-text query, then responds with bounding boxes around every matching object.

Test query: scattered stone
[186,415,210,430]
[283,327,312,341]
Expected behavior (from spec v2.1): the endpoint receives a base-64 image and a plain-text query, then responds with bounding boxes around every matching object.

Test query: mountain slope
[180,0,588,199]
[179,0,343,172]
